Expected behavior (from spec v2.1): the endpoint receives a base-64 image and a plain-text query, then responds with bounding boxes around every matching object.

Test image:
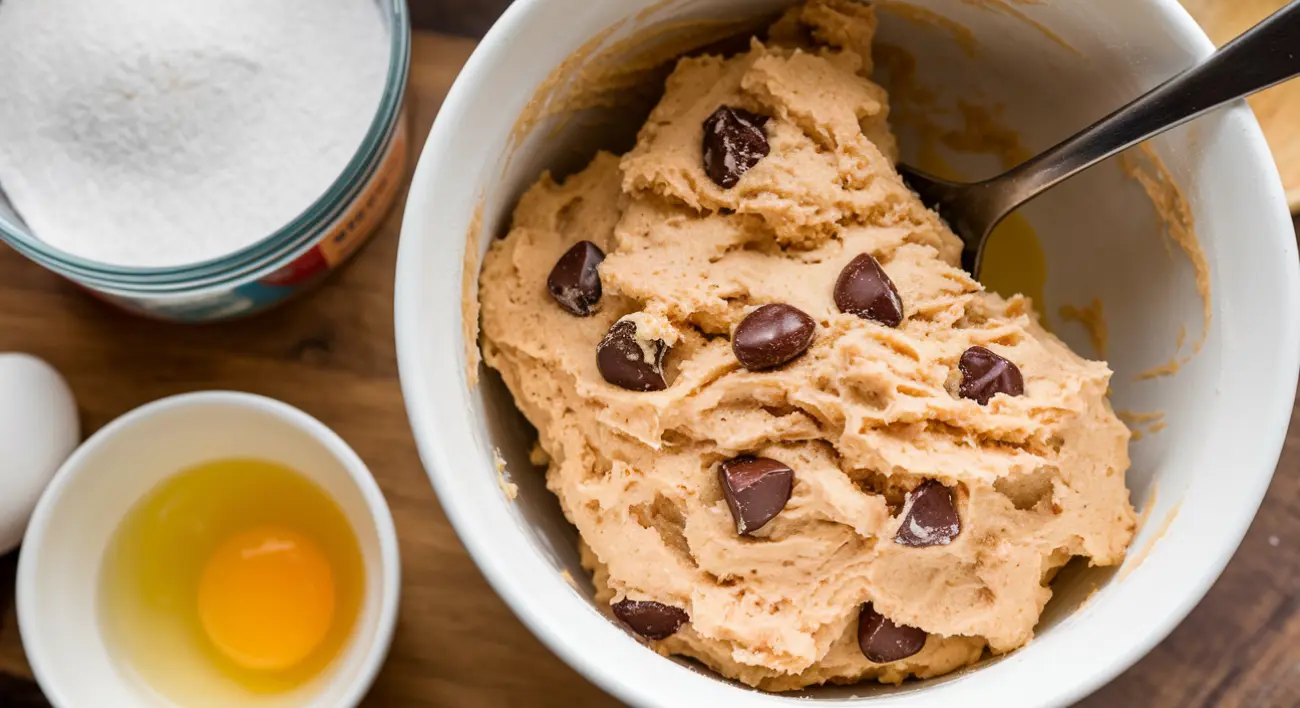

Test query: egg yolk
[197,526,336,672]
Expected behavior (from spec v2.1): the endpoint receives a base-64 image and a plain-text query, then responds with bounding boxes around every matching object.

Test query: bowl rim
[15,391,402,708]
[394,0,1300,706]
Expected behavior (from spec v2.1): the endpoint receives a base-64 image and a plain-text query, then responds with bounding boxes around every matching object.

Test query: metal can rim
[0,0,412,292]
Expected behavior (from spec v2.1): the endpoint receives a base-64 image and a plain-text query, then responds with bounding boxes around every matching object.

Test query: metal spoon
[899,0,1300,275]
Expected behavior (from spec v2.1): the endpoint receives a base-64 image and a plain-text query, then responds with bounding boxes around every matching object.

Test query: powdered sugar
[0,0,388,267]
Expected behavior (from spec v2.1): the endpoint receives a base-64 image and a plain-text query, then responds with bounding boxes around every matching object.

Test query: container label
[262,112,410,288]
[93,105,412,322]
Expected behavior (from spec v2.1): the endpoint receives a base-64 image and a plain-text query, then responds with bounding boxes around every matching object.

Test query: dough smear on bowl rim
[478,0,1135,691]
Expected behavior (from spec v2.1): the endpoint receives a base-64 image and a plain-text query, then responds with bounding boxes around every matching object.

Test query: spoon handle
[993,0,1300,211]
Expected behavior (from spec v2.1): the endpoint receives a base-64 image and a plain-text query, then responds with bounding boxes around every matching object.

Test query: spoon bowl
[902,0,1300,276]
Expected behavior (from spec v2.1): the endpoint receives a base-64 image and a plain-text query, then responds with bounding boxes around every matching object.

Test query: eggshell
[0,354,79,553]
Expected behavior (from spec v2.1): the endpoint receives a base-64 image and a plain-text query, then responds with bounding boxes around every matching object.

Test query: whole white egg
[0,354,79,553]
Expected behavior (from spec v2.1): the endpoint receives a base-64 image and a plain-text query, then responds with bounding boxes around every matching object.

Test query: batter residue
[956,0,1079,56]
[1059,298,1108,359]
[1118,502,1180,582]
[1119,145,1212,356]
[1116,409,1167,441]
[463,199,485,386]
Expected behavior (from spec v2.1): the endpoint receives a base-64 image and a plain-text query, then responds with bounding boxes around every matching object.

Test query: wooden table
[0,3,1297,706]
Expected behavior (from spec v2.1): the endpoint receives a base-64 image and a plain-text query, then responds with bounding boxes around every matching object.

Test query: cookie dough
[479,0,1135,691]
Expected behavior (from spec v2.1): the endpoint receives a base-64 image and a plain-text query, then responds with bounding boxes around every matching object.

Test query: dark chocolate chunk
[702,106,770,188]
[612,599,689,640]
[597,318,669,392]
[547,240,605,316]
[719,456,794,534]
[958,345,1024,405]
[833,253,903,327]
[732,303,816,370]
[894,480,961,547]
[858,603,927,663]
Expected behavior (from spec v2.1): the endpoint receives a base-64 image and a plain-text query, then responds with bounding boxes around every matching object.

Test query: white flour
[0,0,389,268]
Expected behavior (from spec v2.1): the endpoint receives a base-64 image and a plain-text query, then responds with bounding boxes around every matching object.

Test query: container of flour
[0,0,410,322]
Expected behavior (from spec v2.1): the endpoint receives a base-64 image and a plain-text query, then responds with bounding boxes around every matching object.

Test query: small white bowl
[395,0,1300,706]
[17,392,400,708]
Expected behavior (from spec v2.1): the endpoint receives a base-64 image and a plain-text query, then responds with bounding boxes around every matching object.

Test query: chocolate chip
[547,240,605,316]
[858,603,927,663]
[894,480,960,547]
[732,304,816,370]
[958,346,1024,405]
[612,599,689,640]
[703,106,770,188]
[597,318,669,391]
[719,456,794,534]
[834,254,903,327]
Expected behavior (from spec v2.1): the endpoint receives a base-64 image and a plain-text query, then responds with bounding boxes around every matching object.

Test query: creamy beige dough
[479,0,1135,691]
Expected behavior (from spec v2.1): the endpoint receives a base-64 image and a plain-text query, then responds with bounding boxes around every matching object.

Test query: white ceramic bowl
[17,392,400,708]
[395,1,1300,706]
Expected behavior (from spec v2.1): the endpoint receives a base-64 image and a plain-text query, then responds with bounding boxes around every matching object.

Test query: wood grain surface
[0,2,1297,706]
